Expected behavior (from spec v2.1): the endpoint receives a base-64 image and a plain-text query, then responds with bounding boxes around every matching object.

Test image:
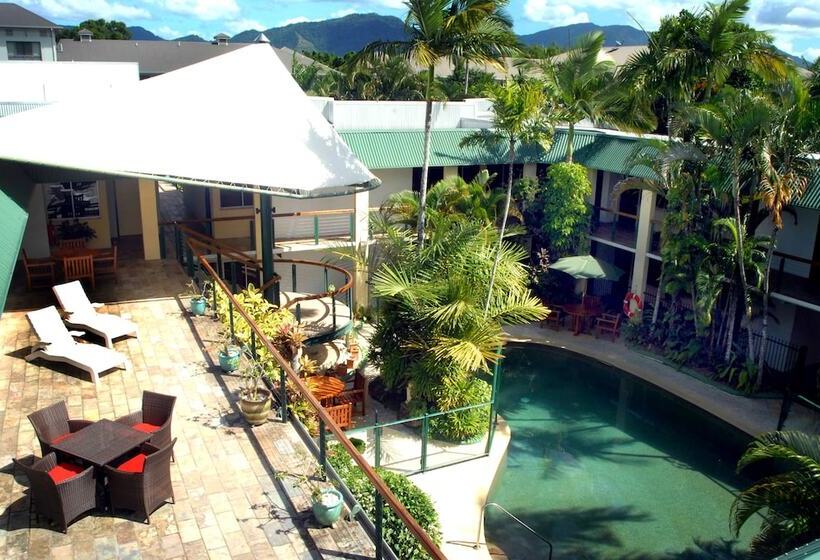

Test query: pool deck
[504,323,820,437]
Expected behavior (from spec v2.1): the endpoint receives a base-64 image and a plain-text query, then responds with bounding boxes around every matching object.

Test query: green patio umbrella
[549,255,624,297]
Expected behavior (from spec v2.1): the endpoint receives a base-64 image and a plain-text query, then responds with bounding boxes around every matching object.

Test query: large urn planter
[190,296,207,316]
[239,388,272,425]
[218,345,242,372]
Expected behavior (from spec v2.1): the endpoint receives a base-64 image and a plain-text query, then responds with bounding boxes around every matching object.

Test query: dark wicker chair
[115,391,176,453]
[105,439,176,523]
[27,401,93,456]
[13,453,96,533]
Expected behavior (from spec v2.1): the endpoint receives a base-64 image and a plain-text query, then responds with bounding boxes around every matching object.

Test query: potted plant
[217,332,242,373]
[184,280,209,316]
[57,220,97,243]
[272,323,306,371]
[238,357,274,425]
[276,467,344,527]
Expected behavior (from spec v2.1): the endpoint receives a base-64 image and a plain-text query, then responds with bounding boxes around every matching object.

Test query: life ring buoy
[623,292,642,318]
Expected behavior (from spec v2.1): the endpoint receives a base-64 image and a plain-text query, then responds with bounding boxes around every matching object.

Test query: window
[219,189,253,208]
[45,182,100,220]
[7,41,42,61]
[485,164,524,188]
[411,167,444,192]
[458,165,481,183]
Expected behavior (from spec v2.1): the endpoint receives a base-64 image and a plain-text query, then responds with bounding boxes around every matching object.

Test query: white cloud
[156,25,181,38]
[279,16,312,26]
[801,47,820,60]
[372,0,405,9]
[226,18,266,33]
[155,0,239,21]
[28,0,150,20]
[524,0,589,26]
[331,8,357,18]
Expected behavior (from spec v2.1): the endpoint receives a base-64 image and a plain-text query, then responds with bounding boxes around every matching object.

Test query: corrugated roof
[0,102,47,118]
[796,169,820,210]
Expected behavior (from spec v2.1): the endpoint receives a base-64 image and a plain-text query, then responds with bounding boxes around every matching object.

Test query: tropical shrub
[430,375,491,442]
[327,447,441,560]
[539,162,592,256]
[732,431,820,558]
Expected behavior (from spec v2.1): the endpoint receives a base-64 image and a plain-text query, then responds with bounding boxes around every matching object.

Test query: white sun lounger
[25,306,127,384]
[52,281,138,348]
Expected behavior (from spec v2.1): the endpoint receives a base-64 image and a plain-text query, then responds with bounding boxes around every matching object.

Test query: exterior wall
[0,27,56,61]
[523,164,537,179]
[321,98,492,129]
[84,180,112,249]
[113,178,142,236]
[138,178,160,260]
[757,207,819,278]
[182,184,207,220]
[0,60,137,102]
[21,184,49,257]
[210,188,255,240]
[369,168,413,206]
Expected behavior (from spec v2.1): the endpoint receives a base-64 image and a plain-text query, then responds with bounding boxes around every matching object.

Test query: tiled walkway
[0,259,375,559]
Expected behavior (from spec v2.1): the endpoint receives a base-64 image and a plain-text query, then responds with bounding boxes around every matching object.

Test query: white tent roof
[0,44,379,198]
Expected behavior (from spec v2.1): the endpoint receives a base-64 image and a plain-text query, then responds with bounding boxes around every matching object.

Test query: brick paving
[0,257,375,559]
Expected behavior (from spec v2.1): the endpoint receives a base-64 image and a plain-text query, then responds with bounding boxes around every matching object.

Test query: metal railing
[475,502,553,560]
[189,246,446,560]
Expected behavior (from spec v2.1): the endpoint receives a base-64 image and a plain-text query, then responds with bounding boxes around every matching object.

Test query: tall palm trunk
[757,227,778,384]
[565,123,575,163]
[731,162,755,363]
[724,288,737,363]
[464,61,470,96]
[417,65,435,250]
[484,137,516,315]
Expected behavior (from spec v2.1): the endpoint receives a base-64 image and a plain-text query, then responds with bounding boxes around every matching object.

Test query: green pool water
[484,344,757,559]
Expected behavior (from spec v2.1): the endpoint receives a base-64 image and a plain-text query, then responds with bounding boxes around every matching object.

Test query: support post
[375,491,384,560]
[138,178,161,260]
[631,190,657,298]
[374,410,381,468]
[353,190,370,311]
[313,215,320,245]
[279,367,288,422]
[421,412,429,472]
[260,194,276,304]
[319,419,327,477]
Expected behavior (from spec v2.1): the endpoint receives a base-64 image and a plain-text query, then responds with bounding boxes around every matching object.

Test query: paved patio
[0,257,375,559]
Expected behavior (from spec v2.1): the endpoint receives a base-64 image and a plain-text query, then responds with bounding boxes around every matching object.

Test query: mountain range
[128,14,648,55]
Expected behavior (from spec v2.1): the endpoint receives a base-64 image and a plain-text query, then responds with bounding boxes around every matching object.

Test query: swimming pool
[484,344,757,559]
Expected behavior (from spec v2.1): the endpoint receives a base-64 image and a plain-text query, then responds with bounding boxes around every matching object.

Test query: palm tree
[732,431,820,558]
[355,0,519,249]
[756,79,817,376]
[684,89,773,364]
[460,79,554,313]
[541,31,654,162]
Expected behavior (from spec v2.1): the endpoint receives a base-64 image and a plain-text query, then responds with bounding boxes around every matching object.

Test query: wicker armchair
[13,453,96,532]
[27,401,93,456]
[115,391,176,452]
[105,439,176,523]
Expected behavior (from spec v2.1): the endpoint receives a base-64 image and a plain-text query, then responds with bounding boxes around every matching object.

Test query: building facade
[0,3,59,62]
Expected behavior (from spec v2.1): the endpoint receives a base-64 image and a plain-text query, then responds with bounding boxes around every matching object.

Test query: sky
[16,0,820,60]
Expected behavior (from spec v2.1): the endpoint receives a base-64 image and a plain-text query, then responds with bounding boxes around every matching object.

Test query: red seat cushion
[48,463,84,484]
[51,432,73,445]
[116,453,147,473]
[133,422,161,434]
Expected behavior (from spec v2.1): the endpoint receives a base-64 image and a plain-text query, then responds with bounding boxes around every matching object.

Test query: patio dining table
[50,247,108,261]
[306,375,345,405]
[51,418,152,468]
[562,303,603,336]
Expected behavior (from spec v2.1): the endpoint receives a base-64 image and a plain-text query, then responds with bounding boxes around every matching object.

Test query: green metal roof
[0,102,47,119]
[338,128,654,177]
[795,169,820,211]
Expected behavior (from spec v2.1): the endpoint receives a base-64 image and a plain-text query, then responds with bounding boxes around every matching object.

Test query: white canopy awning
[0,44,379,198]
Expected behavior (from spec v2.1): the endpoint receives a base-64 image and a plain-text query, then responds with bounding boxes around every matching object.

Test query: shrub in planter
[184,280,210,316]
[238,358,275,425]
[327,447,441,560]
[430,375,491,443]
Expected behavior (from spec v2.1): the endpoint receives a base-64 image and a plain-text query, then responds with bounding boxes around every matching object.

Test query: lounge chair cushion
[48,463,84,484]
[116,453,147,473]
[133,422,161,434]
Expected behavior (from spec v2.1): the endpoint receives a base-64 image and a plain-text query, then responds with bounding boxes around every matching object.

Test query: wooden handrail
[196,256,446,559]
[773,251,820,267]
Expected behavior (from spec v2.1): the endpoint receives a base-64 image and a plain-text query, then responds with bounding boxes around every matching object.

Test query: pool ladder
[474,502,553,560]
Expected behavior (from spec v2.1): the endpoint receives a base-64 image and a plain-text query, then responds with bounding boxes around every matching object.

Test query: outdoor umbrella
[549,255,624,296]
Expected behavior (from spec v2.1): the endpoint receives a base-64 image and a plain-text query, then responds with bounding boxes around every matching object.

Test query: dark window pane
[219,190,252,207]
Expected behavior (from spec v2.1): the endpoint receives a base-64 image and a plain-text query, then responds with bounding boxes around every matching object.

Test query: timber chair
[53,281,138,348]
[25,306,127,384]
[540,306,564,331]
[13,453,96,533]
[105,438,177,523]
[22,249,56,290]
[325,402,353,430]
[335,369,367,416]
[115,391,176,455]
[62,255,95,290]
[27,400,93,456]
[58,238,86,249]
[93,243,118,283]
[594,313,622,341]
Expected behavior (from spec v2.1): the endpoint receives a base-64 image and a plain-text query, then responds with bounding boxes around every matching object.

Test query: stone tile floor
[0,259,375,559]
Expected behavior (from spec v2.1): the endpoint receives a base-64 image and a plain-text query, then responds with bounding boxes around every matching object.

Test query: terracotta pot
[239,388,272,425]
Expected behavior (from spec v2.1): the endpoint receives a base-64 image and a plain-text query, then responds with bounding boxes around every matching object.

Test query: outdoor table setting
[306,375,346,405]
[50,246,107,260]
[562,302,604,335]
[51,419,153,468]
[548,254,624,335]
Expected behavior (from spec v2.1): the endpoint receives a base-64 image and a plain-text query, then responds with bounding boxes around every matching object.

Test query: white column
[630,189,656,297]
[352,189,370,310]
[443,166,458,179]
[138,178,161,260]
